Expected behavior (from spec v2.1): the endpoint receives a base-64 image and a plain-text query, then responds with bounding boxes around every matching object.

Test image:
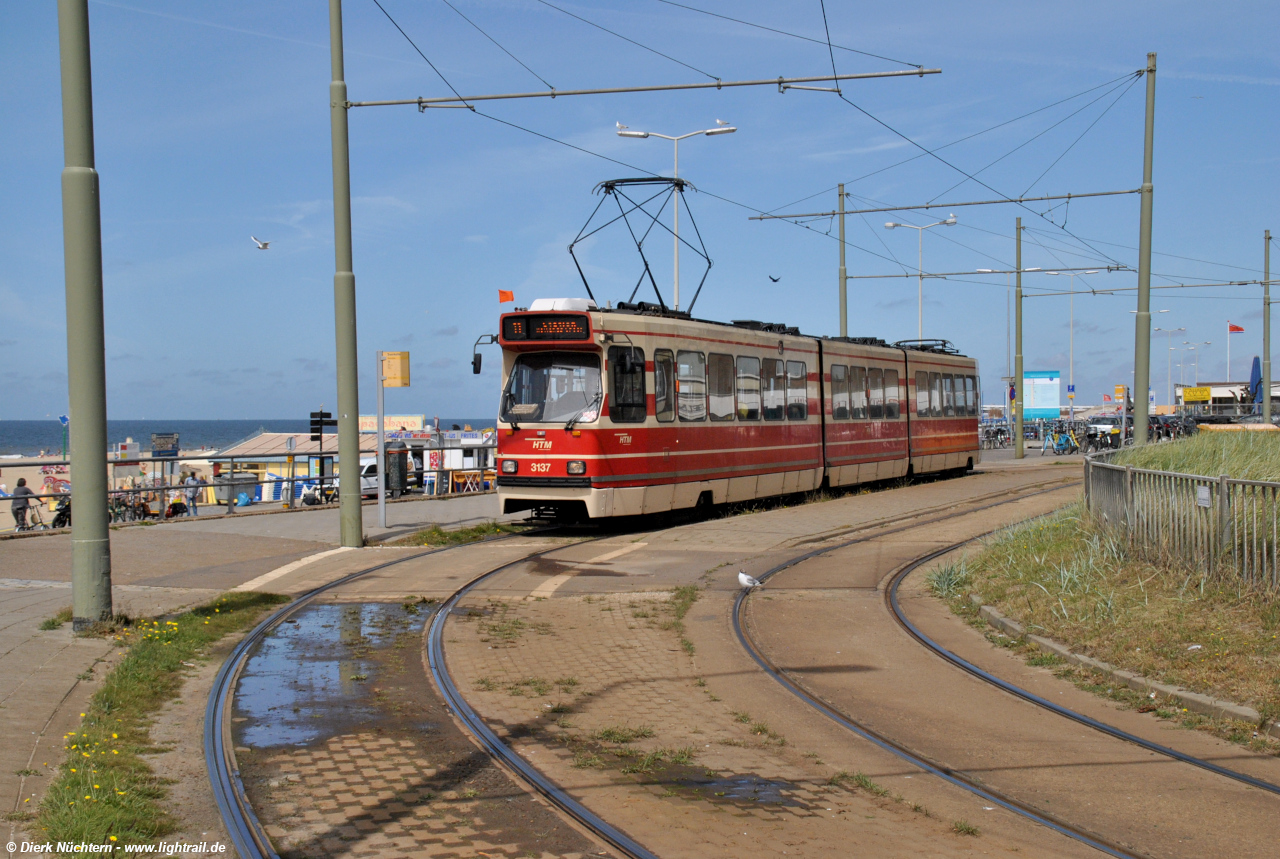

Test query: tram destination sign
[503,313,590,341]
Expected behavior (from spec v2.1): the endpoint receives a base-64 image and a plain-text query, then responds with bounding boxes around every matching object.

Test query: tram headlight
[501,460,518,474]
[566,460,587,475]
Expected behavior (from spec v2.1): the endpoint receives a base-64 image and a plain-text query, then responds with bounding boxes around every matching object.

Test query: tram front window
[501,352,602,424]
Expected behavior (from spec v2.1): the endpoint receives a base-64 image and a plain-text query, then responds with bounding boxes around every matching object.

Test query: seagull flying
[716,118,730,126]
[616,121,629,130]
[768,275,780,283]
[738,571,762,589]
[251,236,271,250]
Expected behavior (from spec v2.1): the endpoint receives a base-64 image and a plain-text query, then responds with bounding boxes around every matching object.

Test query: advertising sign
[359,414,425,433]
[1183,386,1211,403]
[150,433,179,458]
[1022,370,1060,419]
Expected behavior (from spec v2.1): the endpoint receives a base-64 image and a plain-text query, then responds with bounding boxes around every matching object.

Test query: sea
[0,419,494,458]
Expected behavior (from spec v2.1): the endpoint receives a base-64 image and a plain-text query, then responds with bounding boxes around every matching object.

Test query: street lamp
[1047,269,1101,419]
[1153,323,1184,406]
[886,216,956,340]
[1184,341,1211,386]
[617,122,736,311]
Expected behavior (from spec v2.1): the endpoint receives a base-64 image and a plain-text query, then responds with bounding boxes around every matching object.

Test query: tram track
[204,530,662,859]
[735,484,1280,859]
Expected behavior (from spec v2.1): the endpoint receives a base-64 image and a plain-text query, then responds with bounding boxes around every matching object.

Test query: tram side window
[677,350,707,421]
[915,371,929,417]
[884,369,900,419]
[929,372,943,418]
[831,364,850,419]
[607,346,646,423]
[850,366,867,419]
[942,375,955,417]
[762,358,786,420]
[654,350,675,422]
[736,356,761,420]
[971,375,981,416]
[708,353,735,421]
[867,367,884,420]
[786,361,808,420]
[964,375,976,416]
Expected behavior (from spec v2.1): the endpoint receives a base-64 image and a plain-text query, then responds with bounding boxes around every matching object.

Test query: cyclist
[11,478,36,531]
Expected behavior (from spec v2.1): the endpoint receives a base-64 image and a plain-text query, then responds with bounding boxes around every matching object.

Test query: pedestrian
[11,478,36,531]
[183,472,201,517]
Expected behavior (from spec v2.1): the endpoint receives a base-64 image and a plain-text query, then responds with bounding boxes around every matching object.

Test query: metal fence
[1084,453,1280,590]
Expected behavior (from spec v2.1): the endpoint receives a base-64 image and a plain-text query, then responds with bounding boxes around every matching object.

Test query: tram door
[651,349,678,512]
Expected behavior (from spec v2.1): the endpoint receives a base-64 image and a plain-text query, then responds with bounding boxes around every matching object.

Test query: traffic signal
[310,410,336,441]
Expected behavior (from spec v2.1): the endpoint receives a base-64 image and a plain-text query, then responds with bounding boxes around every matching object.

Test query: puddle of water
[694,775,803,806]
[233,603,427,748]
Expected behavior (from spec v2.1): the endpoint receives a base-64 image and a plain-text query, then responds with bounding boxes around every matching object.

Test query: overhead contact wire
[533,0,720,82]
[436,0,555,90]
[654,0,921,69]
[372,0,473,107]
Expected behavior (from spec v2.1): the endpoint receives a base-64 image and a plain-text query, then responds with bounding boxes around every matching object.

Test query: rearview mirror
[471,353,482,374]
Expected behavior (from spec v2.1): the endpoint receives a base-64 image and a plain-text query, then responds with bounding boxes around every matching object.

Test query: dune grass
[941,504,1280,724]
[33,592,290,847]
[1113,432,1280,481]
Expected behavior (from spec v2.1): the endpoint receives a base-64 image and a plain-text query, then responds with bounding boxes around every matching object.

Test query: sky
[1,0,1277,420]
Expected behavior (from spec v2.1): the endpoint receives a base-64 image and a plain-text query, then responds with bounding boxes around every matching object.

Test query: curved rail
[885,545,1280,798]
[206,532,659,859]
[733,487,1138,859]
[427,561,659,859]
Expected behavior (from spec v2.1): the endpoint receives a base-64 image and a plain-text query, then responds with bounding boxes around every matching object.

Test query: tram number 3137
[530,463,551,473]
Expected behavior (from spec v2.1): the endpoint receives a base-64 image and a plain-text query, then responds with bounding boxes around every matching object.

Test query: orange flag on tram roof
[498,289,515,303]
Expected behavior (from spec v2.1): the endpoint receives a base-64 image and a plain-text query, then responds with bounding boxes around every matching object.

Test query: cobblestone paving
[447,590,995,857]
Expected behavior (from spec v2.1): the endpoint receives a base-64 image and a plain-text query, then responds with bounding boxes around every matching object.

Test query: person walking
[183,472,201,517]
[11,478,36,531]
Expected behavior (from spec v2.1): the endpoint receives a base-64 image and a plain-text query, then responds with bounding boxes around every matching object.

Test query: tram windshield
[501,352,602,424]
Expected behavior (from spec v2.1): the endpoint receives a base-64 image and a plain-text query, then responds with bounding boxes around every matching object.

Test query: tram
[491,297,980,519]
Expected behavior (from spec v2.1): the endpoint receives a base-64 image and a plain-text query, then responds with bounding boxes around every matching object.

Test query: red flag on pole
[498,289,515,303]
[1229,322,1245,333]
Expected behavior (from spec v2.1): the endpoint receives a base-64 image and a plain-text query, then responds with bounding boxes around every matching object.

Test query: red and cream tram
[493,298,980,519]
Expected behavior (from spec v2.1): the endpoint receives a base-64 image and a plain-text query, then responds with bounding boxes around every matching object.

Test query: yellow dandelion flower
[110,837,117,842]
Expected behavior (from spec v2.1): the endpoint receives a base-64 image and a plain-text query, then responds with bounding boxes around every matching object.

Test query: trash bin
[387,441,408,499]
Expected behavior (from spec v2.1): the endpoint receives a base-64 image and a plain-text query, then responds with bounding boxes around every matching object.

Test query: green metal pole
[330,0,363,547]
[838,184,847,338]
[1014,217,1024,459]
[1266,229,1272,423]
[58,0,112,630]
[1132,52,1157,446]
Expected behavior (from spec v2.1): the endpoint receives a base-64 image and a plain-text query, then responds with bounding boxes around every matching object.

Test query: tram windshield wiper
[565,389,602,430]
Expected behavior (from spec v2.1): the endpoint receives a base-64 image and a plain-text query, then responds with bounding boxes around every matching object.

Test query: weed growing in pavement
[694,678,706,687]
[40,607,73,631]
[926,561,971,599]
[458,787,480,800]
[1026,652,1062,667]
[571,751,604,769]
[473,677,498,692]
[478,603,552,647]
[952,819,980,836]
[950,502,1280,736]
[391,520,528,547]
[659,585,700,655]
[594,725,655,744]
[731,711,751,723]
[37,592,290,848]
[830,771,890,797]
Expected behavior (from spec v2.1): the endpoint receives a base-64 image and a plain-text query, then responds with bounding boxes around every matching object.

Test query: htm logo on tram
[531,440,553,450]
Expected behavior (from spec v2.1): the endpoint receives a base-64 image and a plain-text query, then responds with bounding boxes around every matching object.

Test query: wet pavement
[233,600,608,859]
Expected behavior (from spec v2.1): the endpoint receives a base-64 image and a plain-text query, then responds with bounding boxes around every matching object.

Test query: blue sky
[2,0,1276,419]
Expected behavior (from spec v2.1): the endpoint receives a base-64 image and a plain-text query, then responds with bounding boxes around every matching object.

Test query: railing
[1084,453,1280,590]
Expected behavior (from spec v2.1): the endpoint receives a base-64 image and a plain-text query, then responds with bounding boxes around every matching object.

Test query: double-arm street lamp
[1183,340,1211,386]
[885,216,956,340]
[1153,322,1184,405]
[617,122,736,311]
[1047,269,1101,419]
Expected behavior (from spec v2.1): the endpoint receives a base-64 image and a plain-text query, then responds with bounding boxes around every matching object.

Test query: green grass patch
[952,819,980,836]
[594,725,655,744]
[951,502,1280,733]
[830,770,890,796]
[40,607,73,631]
[35,591,291,847]
[391,519,528,547]
[1113,432,1280,481]
[659,585,700,655]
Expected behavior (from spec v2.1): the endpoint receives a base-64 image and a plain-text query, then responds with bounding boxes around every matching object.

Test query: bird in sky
[251,236,270,250]
[768,275,780,283]
[716,118,730,126]
[616,121,629,130]
[738,571,762,589]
